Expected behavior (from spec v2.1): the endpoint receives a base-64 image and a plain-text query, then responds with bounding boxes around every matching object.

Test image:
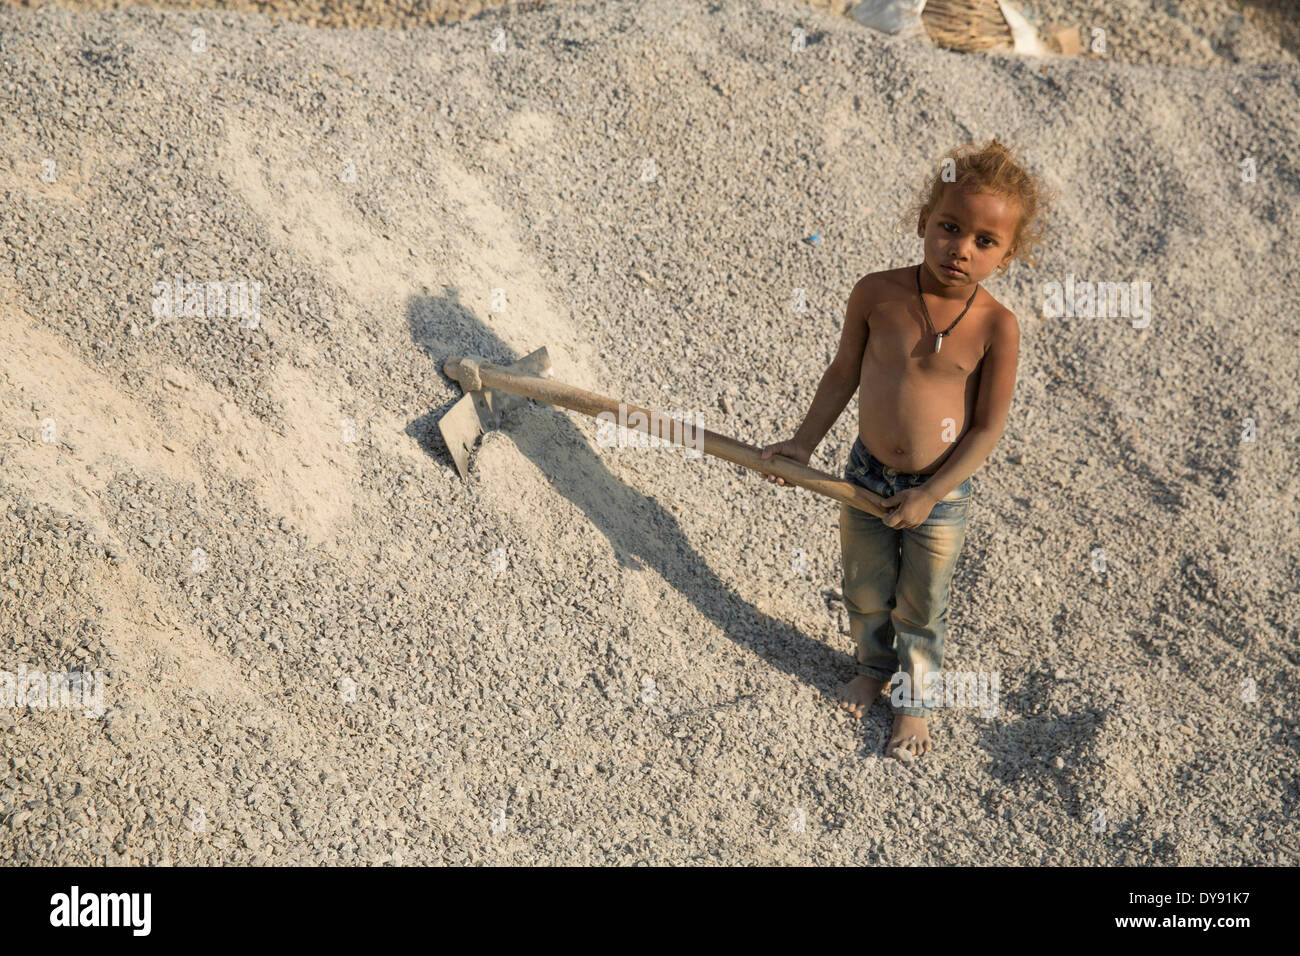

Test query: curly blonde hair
[904,138,1053,269]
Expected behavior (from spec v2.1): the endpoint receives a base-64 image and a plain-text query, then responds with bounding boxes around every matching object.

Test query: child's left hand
[880,488,938,529]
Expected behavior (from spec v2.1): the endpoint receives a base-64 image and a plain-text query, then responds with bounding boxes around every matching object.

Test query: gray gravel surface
[0,0,1297,865]
[6,1,1297,65]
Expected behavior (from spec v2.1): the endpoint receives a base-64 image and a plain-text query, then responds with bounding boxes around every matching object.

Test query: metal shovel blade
[438,347,553,479]
[439,392,484,480]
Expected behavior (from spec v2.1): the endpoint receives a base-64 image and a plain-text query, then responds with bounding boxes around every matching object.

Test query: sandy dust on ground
[4,0,1298,63]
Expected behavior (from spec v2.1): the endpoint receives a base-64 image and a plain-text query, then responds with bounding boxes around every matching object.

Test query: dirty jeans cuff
[857,664,892,681]
[890,703,931,718]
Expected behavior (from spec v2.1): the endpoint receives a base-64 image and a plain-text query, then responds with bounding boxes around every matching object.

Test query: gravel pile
[4,0,1298,64]
[0,0,856,31]
[0,0,1296,864]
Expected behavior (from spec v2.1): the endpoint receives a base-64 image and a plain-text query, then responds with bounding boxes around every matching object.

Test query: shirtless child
[760,139,1048,760]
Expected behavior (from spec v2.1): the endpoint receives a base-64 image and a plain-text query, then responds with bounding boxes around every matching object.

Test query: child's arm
[917,306,1020,502]
[759,276,871,484]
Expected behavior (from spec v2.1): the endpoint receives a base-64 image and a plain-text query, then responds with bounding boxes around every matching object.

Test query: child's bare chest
[865,298,989,380]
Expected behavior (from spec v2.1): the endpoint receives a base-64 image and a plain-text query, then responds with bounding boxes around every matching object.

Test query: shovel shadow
[406,289,849,697]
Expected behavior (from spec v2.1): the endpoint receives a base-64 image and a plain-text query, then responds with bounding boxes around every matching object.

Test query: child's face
[918,185,1021,287]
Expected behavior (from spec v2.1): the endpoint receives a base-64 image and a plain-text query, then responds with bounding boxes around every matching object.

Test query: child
[760,139,1048,759]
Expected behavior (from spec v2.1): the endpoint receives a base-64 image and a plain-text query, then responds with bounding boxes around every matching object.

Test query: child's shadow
[406,288,845,695]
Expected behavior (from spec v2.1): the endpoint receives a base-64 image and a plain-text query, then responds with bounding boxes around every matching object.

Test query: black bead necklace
[916,264,979,353]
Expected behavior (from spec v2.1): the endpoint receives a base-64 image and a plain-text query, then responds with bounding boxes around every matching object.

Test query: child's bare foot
[836,674,887,718]
[886,713,931,760]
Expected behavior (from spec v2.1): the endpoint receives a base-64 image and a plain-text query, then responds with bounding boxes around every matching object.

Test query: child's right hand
[758,439,811,486]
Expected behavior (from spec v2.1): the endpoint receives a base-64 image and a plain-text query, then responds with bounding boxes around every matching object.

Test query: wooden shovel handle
[445,358,891,519]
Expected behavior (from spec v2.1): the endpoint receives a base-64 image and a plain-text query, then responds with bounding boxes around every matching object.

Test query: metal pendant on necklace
[916,264,977,359]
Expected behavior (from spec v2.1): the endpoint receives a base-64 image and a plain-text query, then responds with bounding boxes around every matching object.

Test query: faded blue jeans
[840,436,972,718]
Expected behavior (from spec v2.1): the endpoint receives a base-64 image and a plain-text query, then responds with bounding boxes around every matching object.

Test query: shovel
[439,348,891,519]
